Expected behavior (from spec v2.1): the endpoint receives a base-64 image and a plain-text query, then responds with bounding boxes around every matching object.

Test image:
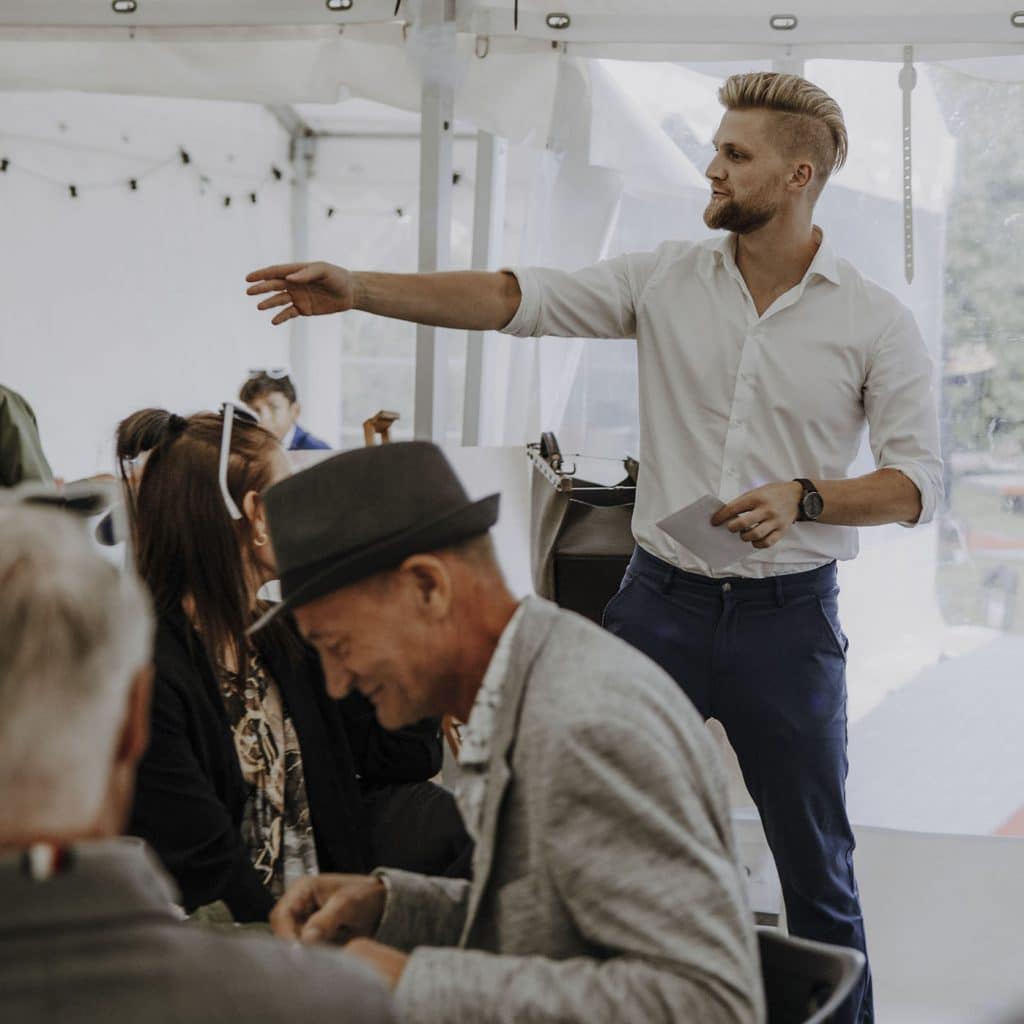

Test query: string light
[0,135,413,221]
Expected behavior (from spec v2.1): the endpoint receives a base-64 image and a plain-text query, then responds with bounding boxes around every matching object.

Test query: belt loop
[774,575,785,607]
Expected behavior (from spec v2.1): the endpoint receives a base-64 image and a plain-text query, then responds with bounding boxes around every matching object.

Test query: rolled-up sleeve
[501,251,658,340]
[864,306,944,527]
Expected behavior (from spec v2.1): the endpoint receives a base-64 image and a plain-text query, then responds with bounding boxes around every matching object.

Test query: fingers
[727,510,763,535]
[246,278,290,296]
[752,530,783,549]
[246,263,306,283]
[271,306,300,326]
[712,497,755,526]
[282,263,327,284]
[256,291,293,311]
[270,876,320,941]
[300,891,359,945]
[739,520,773,543]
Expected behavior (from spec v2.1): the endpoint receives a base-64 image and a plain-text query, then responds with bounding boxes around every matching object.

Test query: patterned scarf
[218,651,319,898]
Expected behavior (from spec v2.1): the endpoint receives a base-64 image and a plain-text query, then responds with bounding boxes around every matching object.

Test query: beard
[703,183,780,235]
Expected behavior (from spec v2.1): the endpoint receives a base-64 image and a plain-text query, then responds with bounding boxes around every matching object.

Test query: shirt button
[722,582,732,593]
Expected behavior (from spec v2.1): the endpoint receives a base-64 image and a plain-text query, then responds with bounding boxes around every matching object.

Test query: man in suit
[239,368,330,450]
[256,441,764,1024]
[0,505,395,1024]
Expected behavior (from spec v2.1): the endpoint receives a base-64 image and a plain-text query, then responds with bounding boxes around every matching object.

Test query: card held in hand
[655,494,757,572]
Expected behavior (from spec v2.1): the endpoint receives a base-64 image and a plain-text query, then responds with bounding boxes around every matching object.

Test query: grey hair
[0,507,153,834]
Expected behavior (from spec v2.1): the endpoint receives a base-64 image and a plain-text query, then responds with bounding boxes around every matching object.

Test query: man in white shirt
[247,72,942,1024]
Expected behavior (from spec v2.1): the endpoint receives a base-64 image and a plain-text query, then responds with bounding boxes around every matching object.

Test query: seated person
[0,506,395,1024]
[126,408,470,923]
[96,407,175,546]
[264,443,764,1024]
[0,382,53,487]
[240,369,329,450]
[115,407,175,500]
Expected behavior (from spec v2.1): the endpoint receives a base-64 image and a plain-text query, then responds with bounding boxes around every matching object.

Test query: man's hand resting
[270,873,386,944]
[345,938,410,990]
[246,262,354,325]
[711,481,803,549]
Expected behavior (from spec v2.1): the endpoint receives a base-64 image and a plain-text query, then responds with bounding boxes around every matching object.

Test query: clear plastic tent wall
[2,1,1024,841]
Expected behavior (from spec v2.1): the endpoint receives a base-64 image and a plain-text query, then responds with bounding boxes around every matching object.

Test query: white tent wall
[4,8,1024,1023]
[0,92,293,479]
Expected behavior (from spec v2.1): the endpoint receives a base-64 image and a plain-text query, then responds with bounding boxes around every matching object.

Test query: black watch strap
[794,478,821,522]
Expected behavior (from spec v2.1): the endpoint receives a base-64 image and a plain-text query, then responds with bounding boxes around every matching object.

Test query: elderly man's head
[294,532,514,729]
[257,442,515,727]
[0,508,153,846]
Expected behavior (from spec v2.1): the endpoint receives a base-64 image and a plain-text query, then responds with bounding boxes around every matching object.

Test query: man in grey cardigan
[258,442,764,1024]
[0,506,395,1024]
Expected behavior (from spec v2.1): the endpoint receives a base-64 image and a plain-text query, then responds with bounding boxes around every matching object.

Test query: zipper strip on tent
[899,44,917,285]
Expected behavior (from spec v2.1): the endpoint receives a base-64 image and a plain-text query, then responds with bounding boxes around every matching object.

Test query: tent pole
[414,0,456,442]
[288,133,315,425]
[462,131,508,446]
[772,56,806,77]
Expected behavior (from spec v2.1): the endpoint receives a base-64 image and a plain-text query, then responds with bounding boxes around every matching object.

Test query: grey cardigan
[377,596,764,1024]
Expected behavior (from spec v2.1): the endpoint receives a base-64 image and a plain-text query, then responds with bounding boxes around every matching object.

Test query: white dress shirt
[502,231,943,578]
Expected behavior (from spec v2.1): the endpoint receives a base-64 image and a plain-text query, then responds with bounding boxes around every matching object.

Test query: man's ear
[117,665,153,768]
[789,160,814,192]
[399,554,452,619]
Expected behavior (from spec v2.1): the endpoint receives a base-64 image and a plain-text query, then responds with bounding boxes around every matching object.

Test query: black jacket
[128,611,443,922]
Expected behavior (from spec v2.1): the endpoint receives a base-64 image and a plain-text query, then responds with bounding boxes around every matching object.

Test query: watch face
[803,491,824,520]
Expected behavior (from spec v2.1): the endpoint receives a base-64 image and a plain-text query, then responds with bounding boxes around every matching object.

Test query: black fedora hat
[249,441,500,632]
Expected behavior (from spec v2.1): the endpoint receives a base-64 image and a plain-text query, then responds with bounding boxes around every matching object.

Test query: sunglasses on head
[218,401,260,521]
[246,367,290,380]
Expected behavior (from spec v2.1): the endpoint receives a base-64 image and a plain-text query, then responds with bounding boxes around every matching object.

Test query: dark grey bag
[529,433,637,624]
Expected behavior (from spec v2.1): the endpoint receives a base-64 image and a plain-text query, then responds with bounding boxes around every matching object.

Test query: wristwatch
[794,478,824,522]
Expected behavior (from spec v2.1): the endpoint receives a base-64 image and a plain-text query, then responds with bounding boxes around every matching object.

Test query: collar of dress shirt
[708,226,841,287]
[281,424,297,450]
[458,600,527,769]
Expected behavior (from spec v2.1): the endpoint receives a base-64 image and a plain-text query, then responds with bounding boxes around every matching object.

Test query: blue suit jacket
[290,425,330,451]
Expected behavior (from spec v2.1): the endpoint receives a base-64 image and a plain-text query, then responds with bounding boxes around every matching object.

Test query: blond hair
[718,72,848,193]
[0,508,153,835]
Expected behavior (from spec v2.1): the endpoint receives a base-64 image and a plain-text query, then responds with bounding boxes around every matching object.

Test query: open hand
[711,481,803,549]
[269,873,385,944]
[246,261,355,325]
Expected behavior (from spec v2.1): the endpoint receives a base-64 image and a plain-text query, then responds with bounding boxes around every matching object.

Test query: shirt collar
[0,838,181,935]
[707,226,841,287]
[458,601,526,769]
[282,424,298,449]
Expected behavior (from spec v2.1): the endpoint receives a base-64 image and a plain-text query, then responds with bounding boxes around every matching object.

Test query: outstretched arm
[245,262,521,332]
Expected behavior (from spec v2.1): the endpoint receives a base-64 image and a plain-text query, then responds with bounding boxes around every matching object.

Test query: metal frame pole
[462,131,508,446]
[414,0,456,442]
[288,133,315,412]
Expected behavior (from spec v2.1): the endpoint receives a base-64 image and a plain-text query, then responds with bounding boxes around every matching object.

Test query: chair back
[758,927,865,1024]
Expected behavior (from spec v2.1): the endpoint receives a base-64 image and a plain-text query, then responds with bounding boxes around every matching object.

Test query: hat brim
[247,492,500,635]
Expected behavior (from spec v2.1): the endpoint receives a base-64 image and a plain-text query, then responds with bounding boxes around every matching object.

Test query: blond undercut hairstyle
[719,72,848,197]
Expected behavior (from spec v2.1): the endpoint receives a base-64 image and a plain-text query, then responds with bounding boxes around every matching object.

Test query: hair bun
[165,413,189,440]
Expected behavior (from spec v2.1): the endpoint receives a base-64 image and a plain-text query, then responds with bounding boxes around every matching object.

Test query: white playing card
[655,494,756,571]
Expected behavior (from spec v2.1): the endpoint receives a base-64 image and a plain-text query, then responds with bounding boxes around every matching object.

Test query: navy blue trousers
[603,545,873,1024]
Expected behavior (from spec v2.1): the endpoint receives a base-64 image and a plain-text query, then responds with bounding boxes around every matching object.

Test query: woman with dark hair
[126,408,470,922]
[114,407,174,501]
